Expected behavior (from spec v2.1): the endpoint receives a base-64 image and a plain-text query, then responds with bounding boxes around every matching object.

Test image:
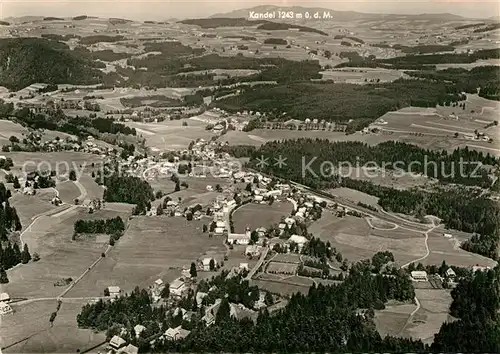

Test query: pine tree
[215,298,230,324]
[21,243,31,264]
[190,262,197,278]
[0,266,8,284]
[12,243,21,264]
[13,177,20,189]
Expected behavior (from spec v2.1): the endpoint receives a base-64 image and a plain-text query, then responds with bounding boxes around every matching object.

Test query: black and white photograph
[0,0,499,352]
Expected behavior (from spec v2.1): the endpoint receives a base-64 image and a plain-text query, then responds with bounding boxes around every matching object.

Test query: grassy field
[56,180,82,203]
[2,207,130,299]
[267,262,299,274]
[422,227,497,268]
[371,99,500,155]
[1,299,106,353]
[2,152,104,179]
[78,174,104,201]
[232,200,293,233]
[374,303,416,338]
[326,187,380,206]
[65,216,226,297]
[319,67,406,83]
[402,289,454,345]
[309,214,426,265]
[0,119,27,146]
[125,119,217,151]
[9,192,57,229]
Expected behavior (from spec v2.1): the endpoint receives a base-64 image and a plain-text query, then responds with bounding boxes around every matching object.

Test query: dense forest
[100,174,154,214]
[407,66,500,101]
[0,38,102,90]
[214,79,462,126]
[78,35,125,45]
[74,216,125,235]
[337,48,500,69]
[0,100,136,138]
[0,183,24,282]
[432,266,500,351]
[263,38,288,45]
[247,139,497,187]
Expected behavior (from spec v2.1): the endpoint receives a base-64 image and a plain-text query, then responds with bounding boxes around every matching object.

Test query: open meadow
[126,118,217,151]
[1,152,104,179]
[232,200,293,233]
[308,213,427,265]
[371,98,500,155]
[319,67,407,83]
[421,227,497,268]
[65,216,226,297]
[1,299,106,353]
[402,289,454,345]
[1,207,131,299]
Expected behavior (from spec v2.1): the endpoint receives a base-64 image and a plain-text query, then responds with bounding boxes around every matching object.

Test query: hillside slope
[210,5,467,22]
[0,38,102,90]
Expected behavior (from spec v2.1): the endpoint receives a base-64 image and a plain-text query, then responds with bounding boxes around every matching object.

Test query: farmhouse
[164,325,191,341]
[245,245,262,257]
[287,235,308,251]
[227,232,251,245]
[202,299,222,326]
[240,263,249,271]
[0,301,13,315]
[214,227,225,235]
[410,271,428,282]
[109,335,127,351]
[202,257,216,271]
[169,278,187,297]
[151,278,165,301]
[256,227,267,237]
[118,344,139,354]
[196,291,208,307]
[134,324,146,338]
[472,265,491,273]
[445,268,456,279]
[108,286,121,298]
[265,190,282,198]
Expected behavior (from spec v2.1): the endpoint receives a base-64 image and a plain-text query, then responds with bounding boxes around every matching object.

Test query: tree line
[98,173,154,215]
[214,79,464,129]
[432,265,500,351]
[248,139,497,188]
[74,216,125,235]
[0,182,28,284]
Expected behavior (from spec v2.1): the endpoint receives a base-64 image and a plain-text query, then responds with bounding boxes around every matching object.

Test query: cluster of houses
[263,119,348,132]
[104,261,265,351]
[410,265,492,288]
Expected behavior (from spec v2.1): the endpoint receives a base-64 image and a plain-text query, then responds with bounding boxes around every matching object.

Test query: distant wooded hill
[0,38,102,90]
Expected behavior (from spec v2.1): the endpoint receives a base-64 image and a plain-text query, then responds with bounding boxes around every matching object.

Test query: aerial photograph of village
[0,0,498,352]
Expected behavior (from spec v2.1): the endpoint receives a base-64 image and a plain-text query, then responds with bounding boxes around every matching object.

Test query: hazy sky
[1,0,499,20]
